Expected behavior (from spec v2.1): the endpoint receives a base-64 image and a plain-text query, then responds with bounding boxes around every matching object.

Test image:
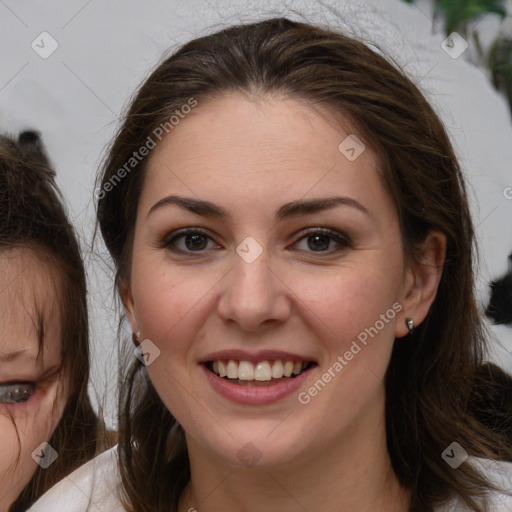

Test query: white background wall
[1,0,511,427]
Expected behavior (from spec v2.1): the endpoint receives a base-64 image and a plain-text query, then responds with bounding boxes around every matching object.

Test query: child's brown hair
[0,131,99,511]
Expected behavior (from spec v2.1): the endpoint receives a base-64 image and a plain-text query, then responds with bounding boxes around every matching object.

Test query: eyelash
[0,382,36,405]
[159,227,352,256]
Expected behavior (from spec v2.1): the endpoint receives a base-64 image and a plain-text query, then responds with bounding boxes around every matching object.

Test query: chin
[196,423,311,470]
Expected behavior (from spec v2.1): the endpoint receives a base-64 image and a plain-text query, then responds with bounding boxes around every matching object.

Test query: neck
[178,389,411,512]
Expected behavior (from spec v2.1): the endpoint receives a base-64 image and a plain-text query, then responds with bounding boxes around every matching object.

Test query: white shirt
[27,447,124,512]
[27,445,512,512]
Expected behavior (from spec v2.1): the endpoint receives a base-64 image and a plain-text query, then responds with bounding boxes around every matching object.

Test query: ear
[395,230,446,338]
[119,279,139,336]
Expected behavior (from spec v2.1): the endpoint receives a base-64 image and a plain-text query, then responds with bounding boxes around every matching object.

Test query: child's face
[122,94,413,469]
[0,249,67,510]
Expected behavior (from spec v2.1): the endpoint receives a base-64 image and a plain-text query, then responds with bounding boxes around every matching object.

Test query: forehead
[0,248,62,357]
[150,93,375,169]
[141,93,392,222]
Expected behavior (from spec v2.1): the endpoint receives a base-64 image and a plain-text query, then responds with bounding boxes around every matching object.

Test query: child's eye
[0,382,36,404]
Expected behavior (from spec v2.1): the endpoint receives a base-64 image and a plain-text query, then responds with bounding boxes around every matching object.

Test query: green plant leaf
[489,37,512,114]
[437,0,506,34]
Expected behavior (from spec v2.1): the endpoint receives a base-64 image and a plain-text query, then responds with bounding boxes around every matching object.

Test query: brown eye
[159,229,219,254]
[181,232,209,251]
[293,228,351,254]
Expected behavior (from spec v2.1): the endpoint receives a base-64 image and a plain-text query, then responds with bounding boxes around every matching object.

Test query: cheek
[0,379,67,465]
[290,263,401,342]
[132,263,216,344]
[0,414,36,478]
[131,269,211,409]
[0,414,31,503]
[0,401,59,493]
[131,249,403,353]
[294,271,401,419]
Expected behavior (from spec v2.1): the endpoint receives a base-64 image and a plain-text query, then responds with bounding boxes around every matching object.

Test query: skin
[122,93,446,512]
[0,249,67,512]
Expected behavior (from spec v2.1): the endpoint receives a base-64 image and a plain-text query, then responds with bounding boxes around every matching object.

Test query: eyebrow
[0,350,61,377]
[0,349,37,363]
[147,195,369,221]
[0,304,48,363]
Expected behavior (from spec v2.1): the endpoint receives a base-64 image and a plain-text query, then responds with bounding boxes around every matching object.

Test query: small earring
[136,331,141,340]
[405,317,414,333]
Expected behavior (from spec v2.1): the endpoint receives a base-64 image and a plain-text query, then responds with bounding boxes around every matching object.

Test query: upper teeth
[211,360,308,381]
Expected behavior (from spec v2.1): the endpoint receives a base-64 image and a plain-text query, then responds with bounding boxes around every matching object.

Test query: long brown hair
[96,18,512,512]
[0,131,99,511]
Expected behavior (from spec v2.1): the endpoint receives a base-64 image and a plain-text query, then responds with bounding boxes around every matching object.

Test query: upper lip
[198,349,317,364]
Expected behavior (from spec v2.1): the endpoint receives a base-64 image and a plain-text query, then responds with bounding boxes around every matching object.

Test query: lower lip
[201,364,314,405]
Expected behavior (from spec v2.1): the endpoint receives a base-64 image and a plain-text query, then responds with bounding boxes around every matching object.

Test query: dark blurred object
[486,252,512,325]
[490,36,512,117]
[469,363,512,456]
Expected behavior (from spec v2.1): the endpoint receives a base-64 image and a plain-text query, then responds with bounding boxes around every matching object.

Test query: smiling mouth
[204,359,317,386]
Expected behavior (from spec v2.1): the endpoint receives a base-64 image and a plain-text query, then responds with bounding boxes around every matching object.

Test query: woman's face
[0,249,66,510]
[123,94,420,468]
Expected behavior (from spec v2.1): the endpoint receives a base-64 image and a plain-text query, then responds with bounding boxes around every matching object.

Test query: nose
[217,248,291,332]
